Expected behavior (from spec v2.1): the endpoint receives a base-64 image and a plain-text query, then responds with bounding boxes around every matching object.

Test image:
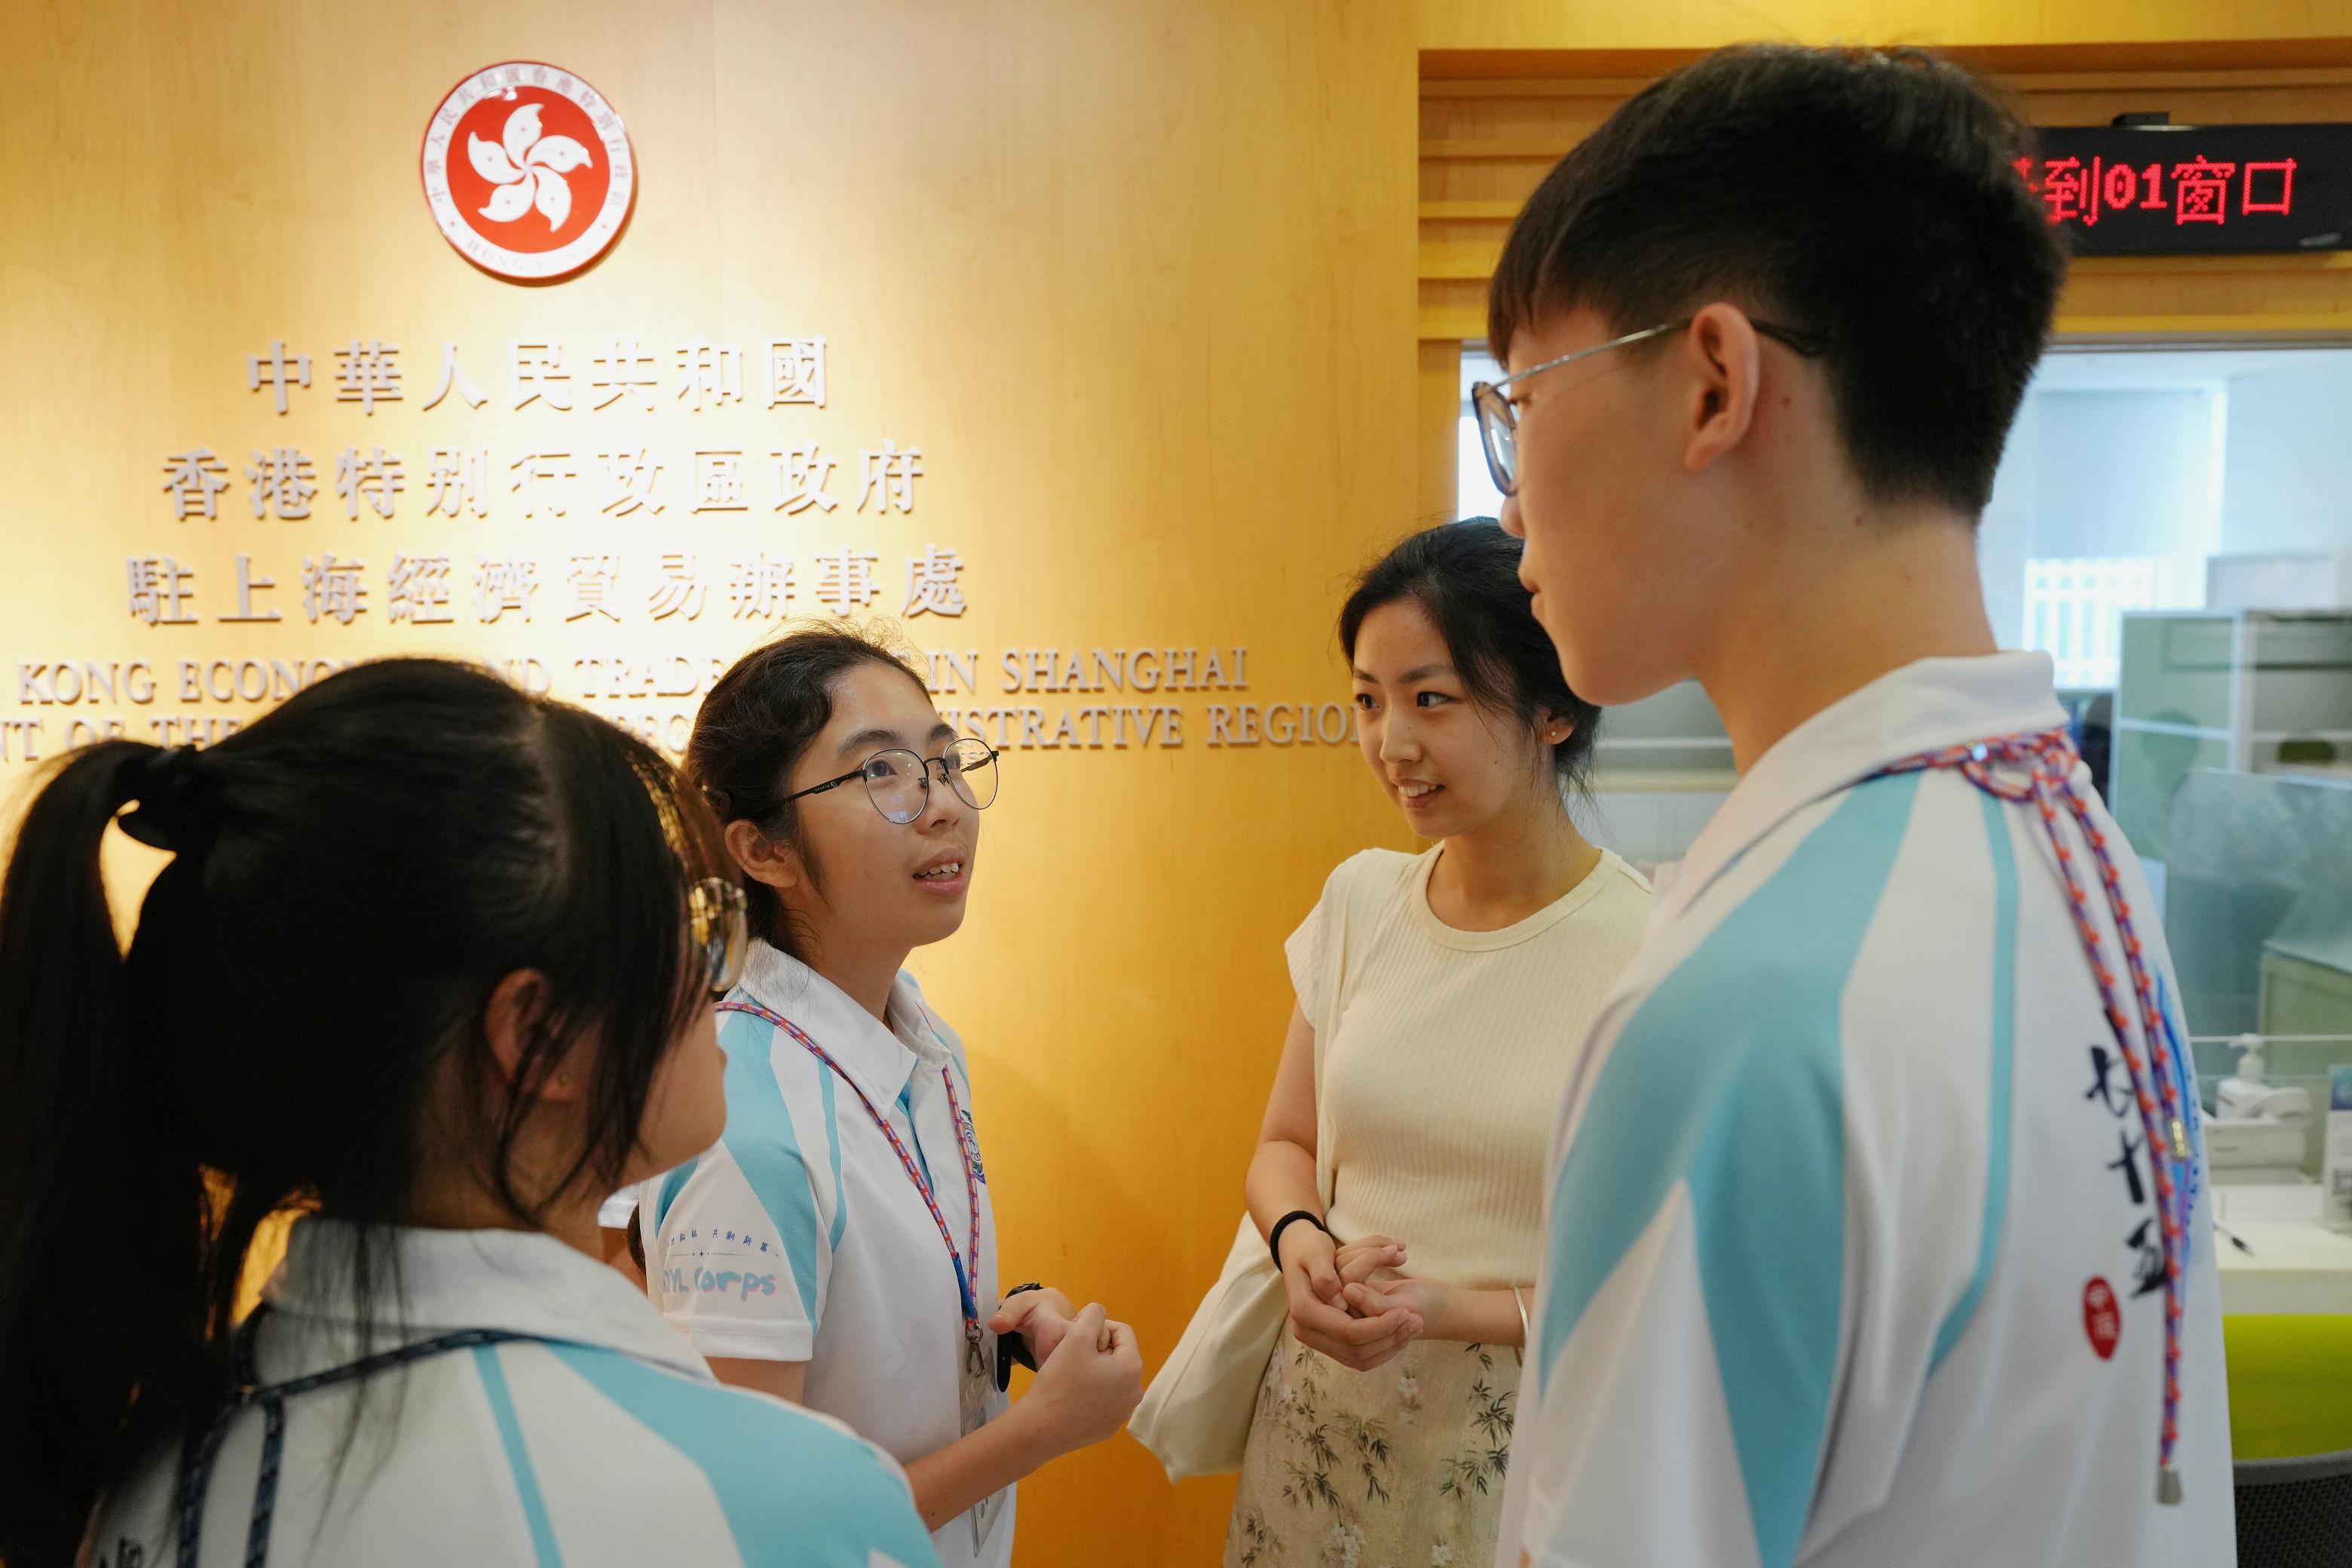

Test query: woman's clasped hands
[1273,1227,1436,1373]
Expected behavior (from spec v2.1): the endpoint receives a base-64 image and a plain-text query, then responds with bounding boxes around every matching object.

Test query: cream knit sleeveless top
[1288,845,1652,1288]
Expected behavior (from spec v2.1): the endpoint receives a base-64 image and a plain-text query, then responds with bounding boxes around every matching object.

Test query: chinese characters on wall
[155,335,956,628]
[5,329,1340,765]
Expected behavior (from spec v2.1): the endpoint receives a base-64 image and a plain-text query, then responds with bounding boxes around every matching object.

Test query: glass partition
[2170,767,2352,1179]
[2170,767,2352,1036]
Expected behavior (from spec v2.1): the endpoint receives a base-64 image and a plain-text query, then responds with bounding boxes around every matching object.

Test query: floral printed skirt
[1224,1321,1518,1568]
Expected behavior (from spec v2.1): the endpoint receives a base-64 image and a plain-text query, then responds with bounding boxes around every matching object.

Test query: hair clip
[119,746,208,853]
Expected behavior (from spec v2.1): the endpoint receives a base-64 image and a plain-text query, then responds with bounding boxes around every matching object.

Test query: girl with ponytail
[0,658,939,1568]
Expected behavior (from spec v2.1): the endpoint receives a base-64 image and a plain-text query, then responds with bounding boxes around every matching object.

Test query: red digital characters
[2173,155,2236,222]
[2243,158,2298,215]
[2015,152,2298,228]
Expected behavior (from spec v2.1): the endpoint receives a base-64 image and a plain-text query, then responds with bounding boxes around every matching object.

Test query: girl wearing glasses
[1226,522,1652,1568]
[639,626,1142,1568]
[0,660,939,1568]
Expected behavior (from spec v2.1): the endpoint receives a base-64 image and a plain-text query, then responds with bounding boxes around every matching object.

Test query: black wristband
[994,1283,1046,1392]
[1267,1210,1328,1272]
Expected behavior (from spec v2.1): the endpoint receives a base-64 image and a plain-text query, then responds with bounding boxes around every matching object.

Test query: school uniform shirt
[92,1218,939,1568]
[639,942,1015,1568]
[1497,653,2233,1568]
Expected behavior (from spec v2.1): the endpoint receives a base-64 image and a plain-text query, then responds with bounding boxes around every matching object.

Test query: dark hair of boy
[686,623,933,956]
[1488,43,2066,516]
[1339,519,1603,794]
[0,659,733,1568]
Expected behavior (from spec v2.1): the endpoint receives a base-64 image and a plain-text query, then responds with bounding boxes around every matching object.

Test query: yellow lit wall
[2,5,1419,1562]
[5,4,2347,1565]
[1419,0,2352,51]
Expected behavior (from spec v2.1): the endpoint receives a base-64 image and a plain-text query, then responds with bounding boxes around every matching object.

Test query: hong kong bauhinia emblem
[420,62,634,282]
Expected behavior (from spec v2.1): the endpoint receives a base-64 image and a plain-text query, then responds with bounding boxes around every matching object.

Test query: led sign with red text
[2018,124,2351,256]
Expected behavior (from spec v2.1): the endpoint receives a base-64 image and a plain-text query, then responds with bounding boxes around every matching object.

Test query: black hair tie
[119,746,210,853]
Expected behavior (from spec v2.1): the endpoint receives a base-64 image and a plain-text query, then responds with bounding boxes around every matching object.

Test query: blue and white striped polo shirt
[93,1218,938,1568]
[1498,653,2232,1568]
[639,944,1014,1568]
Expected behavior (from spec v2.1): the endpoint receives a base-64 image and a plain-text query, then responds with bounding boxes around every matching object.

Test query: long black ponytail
[0,741,215,1565]
[0,658,732,1568]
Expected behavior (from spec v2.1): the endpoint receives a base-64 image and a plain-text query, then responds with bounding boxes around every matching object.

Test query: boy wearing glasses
[1485,44,2232,1568]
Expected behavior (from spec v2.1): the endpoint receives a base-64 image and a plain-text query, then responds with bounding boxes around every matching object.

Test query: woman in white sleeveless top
[1229,522,1652,1567]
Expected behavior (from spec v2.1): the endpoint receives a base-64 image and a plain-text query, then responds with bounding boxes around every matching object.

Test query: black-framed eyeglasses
[784,738,1003,825]
[690,877,749,997]
[1470,317,1833,498]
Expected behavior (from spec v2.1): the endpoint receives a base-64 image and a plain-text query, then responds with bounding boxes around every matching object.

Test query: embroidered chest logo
[959,1106,987,1185]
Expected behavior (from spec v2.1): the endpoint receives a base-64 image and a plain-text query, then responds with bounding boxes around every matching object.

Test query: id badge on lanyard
[960,1321,1006,1552]
[715,1000,1006,1552]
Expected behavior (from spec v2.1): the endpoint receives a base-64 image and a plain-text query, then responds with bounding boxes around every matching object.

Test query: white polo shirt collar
[263,1217,709,1379]
[1663,651,2069,926]
[737,941,945,1113]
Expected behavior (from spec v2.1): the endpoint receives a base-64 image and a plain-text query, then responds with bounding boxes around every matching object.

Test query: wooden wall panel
[1419,0,2352,54]
[0,4,1419,1563]
[1418,338,1465,523]
[1419,60,2352,342]
[10,5,2350,1563]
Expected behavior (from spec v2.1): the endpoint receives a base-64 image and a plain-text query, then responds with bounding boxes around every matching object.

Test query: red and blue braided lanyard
[1874,728,2198,1505]
[718,1000,986,1340]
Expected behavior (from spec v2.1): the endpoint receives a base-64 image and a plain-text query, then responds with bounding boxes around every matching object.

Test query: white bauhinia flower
[467,102,594,230]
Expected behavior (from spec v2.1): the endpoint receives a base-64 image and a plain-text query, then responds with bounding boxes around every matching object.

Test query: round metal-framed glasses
[782,738,1003,825]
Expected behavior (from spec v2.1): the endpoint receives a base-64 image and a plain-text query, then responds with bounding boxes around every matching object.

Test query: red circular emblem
[420,63,635,282]
[2083,1276,2121,1361]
